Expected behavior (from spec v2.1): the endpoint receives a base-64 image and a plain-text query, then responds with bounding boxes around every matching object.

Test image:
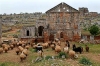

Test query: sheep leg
[16,51,19,55]
[5,50,7,53]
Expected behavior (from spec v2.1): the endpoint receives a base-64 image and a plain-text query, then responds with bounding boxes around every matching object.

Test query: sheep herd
[0,39,90,62]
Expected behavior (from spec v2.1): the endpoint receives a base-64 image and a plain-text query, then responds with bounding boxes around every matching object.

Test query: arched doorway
[38,26,44,36]
[26,30,29,36]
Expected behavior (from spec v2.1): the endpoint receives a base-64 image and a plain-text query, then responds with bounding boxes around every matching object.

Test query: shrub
[58,51,68,58]
[29,48,37,53]
[13,34,18,38]
[45,56,52,60]
[79,57,92,65]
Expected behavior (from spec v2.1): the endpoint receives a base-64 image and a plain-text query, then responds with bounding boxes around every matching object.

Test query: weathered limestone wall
[0,19,1,44]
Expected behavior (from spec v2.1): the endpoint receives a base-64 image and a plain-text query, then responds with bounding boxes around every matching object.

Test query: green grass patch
[79,57,92,65]
[0,62,19,66]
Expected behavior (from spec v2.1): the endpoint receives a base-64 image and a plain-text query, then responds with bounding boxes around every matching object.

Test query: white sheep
[63,46,69,53]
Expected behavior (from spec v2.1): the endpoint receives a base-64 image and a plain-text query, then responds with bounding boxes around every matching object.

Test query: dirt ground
[0,28,100,66]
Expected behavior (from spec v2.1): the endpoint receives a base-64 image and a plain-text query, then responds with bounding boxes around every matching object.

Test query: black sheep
[36,44,43,52]
[73,44,83,54]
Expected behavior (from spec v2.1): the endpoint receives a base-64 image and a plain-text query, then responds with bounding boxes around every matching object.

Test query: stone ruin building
[20,2,81,42]
[0,18,1,44]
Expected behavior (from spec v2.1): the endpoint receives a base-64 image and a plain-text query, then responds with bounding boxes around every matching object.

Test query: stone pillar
[63,32,68,42]
[43,31,49,43]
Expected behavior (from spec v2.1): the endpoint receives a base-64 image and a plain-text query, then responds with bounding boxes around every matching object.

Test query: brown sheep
[20,52,26,62]
[55,45,61,53]
[18,46,24,52]
[22,49,28,56]
[25,46,29,50]
[69,50,75,59]
[32,45,37,49]
[4,47,8,53]
[10,44,14,50]
[16,48,20,55]
[42,43,49,49]
[2,44,7,49]
[85,45,89,52]
[0,48,3,54]
[50,44,55,50]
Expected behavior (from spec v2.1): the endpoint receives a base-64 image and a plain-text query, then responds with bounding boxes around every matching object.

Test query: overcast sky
[0,0,100,14]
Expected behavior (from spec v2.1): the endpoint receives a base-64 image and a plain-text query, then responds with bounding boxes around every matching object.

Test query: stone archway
[26,30,29,36]
[38,26,44,36]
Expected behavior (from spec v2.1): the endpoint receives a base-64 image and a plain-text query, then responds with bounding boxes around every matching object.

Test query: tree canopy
[89,25,100,36]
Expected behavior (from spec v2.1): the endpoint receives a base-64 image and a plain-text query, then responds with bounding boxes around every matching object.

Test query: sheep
[50,44,55,50]
[20,52,26,62]
[10,44,14,50]
[63,46,69,53]
[73,44,83,54]
[2,44,7,49]
[16,48,20,55]
[55,41,61,46]
[42,43,49,49]
[68,50,76,59]
[4,47,8,53]
[25,45,29,50]
[85,45,89,52]
[32,45,37,49]
[55,45,61,53]
[0,48,3,54]
[18,46,24,52]
[36,44,43,57]
[22,49,28,56]
[36,44,43,52]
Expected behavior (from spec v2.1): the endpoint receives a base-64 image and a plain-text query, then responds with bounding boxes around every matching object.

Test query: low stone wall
[2,28,12,33]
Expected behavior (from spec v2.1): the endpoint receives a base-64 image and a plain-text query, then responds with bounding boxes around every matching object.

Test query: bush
[45,56,52,60]
[29,48,37,53]
[58,52,68,58]
[13,34,18,38]
[79,57,92,65]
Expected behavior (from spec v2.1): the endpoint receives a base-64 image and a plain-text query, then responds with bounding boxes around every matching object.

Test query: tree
[89,25,100,36]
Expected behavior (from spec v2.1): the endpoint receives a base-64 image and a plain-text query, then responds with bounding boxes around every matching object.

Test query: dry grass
[1,26,100,66]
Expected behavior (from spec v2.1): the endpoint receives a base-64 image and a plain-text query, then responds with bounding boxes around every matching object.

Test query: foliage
[58,51,68,58]
[45,56,52,60]
[79,57,92,65]
[29,48,37,53]
[89,25,100,36]
[13,34,18,38]
[0,62,19,66]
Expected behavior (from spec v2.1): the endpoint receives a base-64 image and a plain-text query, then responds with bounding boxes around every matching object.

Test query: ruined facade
[20,2,81,42]
[0,18,1,44]
[79,7,89,17]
